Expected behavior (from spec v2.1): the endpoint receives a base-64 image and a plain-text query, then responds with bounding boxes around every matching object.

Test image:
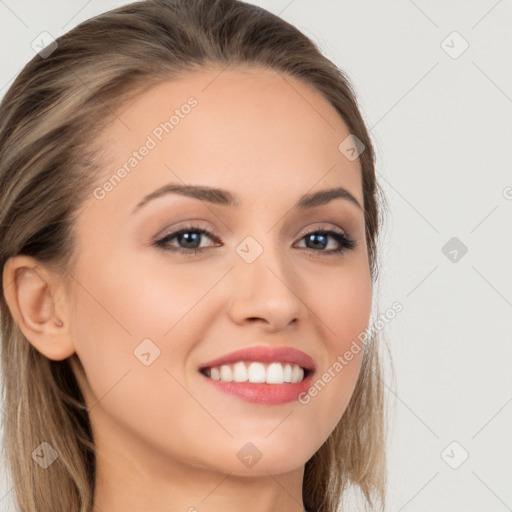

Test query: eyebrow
[132,183,363,213]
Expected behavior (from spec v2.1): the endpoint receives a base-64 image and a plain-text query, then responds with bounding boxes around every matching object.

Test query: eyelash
[151,223,356,258]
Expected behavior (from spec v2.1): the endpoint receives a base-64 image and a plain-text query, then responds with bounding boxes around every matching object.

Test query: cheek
[67,260,213,457]
[66,254,164,405]
[70,247,208,346]
[310,256,372,352]
[299,261,372,428]
[67,252,213,411]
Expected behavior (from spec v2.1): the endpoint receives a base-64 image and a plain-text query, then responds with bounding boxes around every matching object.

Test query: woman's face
[66,65,372,477]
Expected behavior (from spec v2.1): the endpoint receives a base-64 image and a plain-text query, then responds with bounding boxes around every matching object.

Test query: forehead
[86,65,363,219]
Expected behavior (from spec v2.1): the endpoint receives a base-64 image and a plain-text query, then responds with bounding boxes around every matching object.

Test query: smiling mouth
[200,361,310,384]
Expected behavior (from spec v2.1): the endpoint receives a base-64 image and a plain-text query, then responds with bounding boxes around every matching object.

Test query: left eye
[152,224,356,256]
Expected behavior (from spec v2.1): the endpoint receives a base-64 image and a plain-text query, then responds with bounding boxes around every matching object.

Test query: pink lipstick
[199,346,316,405]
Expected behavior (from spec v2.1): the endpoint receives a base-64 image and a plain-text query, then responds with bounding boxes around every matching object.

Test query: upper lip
[199,346,316,373]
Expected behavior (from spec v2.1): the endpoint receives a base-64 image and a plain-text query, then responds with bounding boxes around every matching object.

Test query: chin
[212,431,322,476]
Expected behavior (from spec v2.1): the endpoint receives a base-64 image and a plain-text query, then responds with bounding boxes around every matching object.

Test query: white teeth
[291,365,304,383]
[233,361,248,382]
[220,365,233,382]
[266,362,284,384]
[204,361,306,384]
[248,362,266,383]
[283,363,292,383]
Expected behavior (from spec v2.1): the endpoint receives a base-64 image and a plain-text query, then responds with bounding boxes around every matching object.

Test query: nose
[227,244,309,332]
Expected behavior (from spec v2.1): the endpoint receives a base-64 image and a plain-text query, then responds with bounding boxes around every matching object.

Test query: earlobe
[2,255,76,361]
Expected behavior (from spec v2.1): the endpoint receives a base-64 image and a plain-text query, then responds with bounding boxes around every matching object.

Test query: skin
[3,65,372,512]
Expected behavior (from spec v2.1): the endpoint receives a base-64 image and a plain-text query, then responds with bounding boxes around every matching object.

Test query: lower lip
[201,372,314,404]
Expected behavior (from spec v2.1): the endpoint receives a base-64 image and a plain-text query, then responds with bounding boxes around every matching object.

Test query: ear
[2,254,75,361]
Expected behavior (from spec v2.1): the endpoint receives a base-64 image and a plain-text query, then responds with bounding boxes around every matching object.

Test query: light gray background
[1,1,511,511]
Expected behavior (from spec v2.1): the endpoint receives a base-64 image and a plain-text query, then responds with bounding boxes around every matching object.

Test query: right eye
[152,224,221,256]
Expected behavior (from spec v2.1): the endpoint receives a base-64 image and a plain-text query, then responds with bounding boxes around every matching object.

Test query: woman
[0,1,391,511]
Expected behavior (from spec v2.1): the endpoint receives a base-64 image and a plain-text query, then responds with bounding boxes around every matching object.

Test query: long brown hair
[0,1,392,511]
